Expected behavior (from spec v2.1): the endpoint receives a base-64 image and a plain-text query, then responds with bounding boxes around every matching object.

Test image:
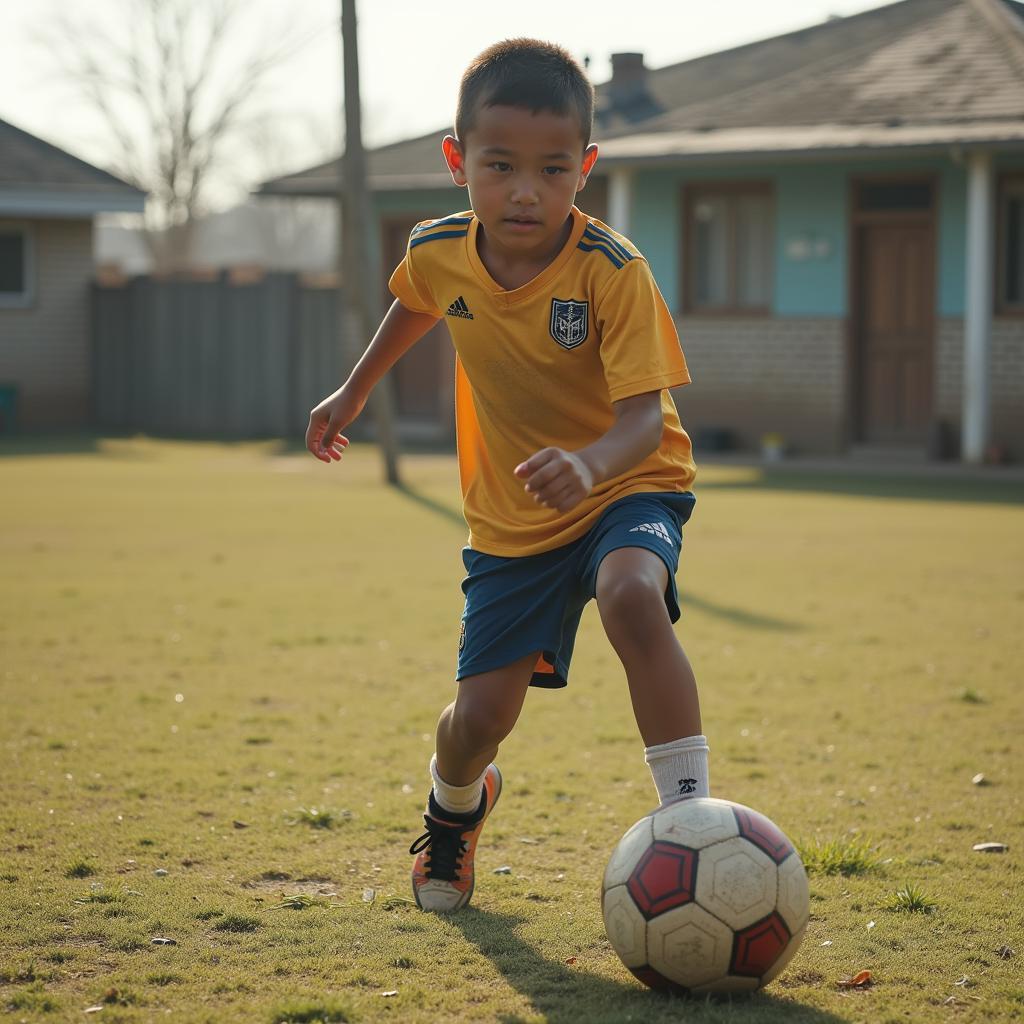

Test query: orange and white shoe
[409,764,502,912]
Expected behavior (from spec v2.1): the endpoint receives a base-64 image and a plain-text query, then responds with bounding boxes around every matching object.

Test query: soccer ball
[602,797,809,995]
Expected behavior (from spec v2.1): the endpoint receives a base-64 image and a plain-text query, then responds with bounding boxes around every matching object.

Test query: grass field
[1,437,1022,1023]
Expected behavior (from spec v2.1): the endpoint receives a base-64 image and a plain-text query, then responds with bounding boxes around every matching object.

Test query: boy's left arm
[514,392,663,514]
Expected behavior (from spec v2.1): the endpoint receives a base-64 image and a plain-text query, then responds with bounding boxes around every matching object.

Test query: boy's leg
[595,547,709,802]
[434,649,538,787]
[411,652,537,912]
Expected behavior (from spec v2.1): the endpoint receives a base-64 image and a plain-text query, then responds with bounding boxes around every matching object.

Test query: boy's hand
[514,448,595,513]
[305,385,365,463]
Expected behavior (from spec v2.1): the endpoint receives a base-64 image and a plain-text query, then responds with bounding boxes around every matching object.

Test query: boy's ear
[442,135,468,187]
[577,144,599,190]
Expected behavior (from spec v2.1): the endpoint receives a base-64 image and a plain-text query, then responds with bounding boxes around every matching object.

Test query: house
[260,0,1024,463]
[0,117,145,430]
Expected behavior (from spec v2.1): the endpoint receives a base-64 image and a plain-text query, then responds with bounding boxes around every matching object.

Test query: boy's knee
[597,570,668,637]
[598,569,664,615]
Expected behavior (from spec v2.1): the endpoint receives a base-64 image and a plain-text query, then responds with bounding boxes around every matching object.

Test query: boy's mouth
[504,215,541,228]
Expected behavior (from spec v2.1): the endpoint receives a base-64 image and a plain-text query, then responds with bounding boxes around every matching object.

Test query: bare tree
[243,110,341,270]
[35,0,323,271]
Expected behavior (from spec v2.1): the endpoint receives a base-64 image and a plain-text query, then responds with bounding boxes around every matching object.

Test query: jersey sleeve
[387,227,444,317]
[596,258,690,403]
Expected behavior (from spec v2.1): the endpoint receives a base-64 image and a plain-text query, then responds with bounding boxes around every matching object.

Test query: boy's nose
[509,177,539,204]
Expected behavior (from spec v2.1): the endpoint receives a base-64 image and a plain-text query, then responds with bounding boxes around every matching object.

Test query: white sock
[429,755,486,816]
[645,735,710,803]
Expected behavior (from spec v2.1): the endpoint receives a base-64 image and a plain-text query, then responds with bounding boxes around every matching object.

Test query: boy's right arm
[305,299,441,463]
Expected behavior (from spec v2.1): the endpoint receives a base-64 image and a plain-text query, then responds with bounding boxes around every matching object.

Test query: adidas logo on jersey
[446,296,474,319]
[629,521,672,544]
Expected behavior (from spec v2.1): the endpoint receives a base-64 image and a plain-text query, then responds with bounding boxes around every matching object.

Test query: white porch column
[962,150,995,464]
[607,167,633,235]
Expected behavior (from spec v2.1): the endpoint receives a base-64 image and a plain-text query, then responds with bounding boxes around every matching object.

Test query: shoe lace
[409,817,468,882]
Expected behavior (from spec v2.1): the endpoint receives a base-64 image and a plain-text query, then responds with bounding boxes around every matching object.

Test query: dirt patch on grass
[778,969,826,987]
[240,874,337,895]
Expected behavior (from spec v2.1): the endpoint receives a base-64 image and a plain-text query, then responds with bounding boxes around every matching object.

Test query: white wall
[0,218,94,429]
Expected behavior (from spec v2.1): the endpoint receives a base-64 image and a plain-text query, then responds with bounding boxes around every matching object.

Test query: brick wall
[936,318,1024,460]
[0,218,94,428]
[673,317,847,455]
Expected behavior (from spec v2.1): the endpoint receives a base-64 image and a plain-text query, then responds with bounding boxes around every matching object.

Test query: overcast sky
[0,0,891,210]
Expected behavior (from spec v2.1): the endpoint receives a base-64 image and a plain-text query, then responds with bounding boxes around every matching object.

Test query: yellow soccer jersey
[388,205,696,557]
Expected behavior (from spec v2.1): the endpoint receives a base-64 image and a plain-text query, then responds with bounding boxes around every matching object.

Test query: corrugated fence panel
[221,280,262,436]
[293,285,345,435]
[129,277,152,429]
[93,272,347,438]
[92,282,130,428]
[260,274,294,436]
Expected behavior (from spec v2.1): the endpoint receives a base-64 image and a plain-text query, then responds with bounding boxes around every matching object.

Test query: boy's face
[442,105,598,258]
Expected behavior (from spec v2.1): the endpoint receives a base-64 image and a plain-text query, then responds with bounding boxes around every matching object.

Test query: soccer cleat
[409,763,502,912]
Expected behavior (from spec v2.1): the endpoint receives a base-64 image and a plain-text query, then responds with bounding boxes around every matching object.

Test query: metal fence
[92,271,348,437]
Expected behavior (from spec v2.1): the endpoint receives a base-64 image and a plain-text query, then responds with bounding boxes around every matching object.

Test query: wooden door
[380,218,456,433]
[851,181,935,445]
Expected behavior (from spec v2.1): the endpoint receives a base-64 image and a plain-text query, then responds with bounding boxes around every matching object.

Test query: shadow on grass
[395,482,465,528]
[700,467,1024,506]
[681,594,802,632]
[451,907,844,1024]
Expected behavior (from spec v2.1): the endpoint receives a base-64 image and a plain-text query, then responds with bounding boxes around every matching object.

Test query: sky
[0,0,892,211]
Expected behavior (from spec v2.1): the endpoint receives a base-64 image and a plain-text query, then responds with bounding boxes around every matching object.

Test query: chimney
[609,52,648,104]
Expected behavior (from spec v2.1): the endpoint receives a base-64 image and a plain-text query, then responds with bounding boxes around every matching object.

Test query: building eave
[593,120,1024,166]
[0,185,147,218]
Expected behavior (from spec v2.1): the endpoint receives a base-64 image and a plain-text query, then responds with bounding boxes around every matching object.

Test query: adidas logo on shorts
[629,521,672,544]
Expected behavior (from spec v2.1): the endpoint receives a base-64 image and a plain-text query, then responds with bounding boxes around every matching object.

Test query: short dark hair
[456,39,594,148]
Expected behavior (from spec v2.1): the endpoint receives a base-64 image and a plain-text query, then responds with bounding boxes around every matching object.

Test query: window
[999,176,1024,313]
[0,225,33,308]
[685,184,773,313]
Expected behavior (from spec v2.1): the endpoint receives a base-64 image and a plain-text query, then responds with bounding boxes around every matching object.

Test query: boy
[306,39,708,912]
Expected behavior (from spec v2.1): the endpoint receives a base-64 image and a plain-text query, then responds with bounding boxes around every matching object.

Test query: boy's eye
[489,161,512,172]
[542,166,568,175]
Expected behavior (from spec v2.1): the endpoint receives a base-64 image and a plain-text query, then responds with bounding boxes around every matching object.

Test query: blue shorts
[457,492,696,689]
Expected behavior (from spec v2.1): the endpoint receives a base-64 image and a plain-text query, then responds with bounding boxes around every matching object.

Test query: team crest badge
[549,298,589,349]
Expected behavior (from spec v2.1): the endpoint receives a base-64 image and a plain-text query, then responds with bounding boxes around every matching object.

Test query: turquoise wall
[628,154,1023,318]
[937,163,966,317]
[374,187,464,218]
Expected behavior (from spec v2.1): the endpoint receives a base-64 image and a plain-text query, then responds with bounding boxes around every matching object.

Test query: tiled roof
[259,0,1024,196]
[594,0,950,135]
[642,0,1024,133]
[0,117,144,196]
[262,129,454,197]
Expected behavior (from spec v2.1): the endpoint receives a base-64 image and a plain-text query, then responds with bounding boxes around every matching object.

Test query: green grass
[797,835,882,877]
[64,859,98,879]
[287,806,352,830]
[883,883,938,915]
[271,999,353,1023]
[958,687,987,705]
[1,437,1022,1023]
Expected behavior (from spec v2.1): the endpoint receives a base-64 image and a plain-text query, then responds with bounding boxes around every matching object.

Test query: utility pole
[340,0,401,484]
